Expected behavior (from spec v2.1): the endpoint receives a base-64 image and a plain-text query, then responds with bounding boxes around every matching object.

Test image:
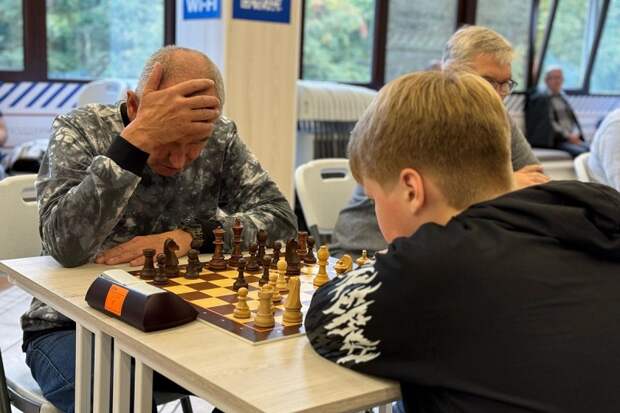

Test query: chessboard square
[178,291,210,301]
[247,290,260,300]
[173,277,209,286]
[187,281,220,290]
[223,313,252,323]
[206,287,236,297]
[217,294,238,304]
[199,272,229,281]
[192,297,230,308]
[247,301,260,311]
[207,303,236,315]
[165,285,197,294]
[245,275,260,283]
[210,278,235,288]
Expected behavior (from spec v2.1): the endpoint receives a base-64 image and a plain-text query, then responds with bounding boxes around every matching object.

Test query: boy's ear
[400,168,425,215]
[126,91,139,121]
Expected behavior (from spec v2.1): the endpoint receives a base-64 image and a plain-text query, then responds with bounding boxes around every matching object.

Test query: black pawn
[270,241,282,269]
[260,256,271,286]
[304,236,317,264]
[246,243,261,273]
[233,258,248,291]
[153,253,169,285]
[185,249,201,279]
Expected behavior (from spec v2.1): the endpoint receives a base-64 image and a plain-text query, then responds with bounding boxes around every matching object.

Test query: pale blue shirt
[588,109,620,190]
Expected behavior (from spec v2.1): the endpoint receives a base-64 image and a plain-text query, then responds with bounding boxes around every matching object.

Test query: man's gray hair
[544,65,563,79]
[443,25,514,69]
[135,45,225,106]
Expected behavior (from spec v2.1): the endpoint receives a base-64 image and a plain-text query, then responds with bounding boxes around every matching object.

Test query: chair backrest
[573,152,592,182]
[0,174,41,259]
[295,159,356,237]
[77,79,128,106]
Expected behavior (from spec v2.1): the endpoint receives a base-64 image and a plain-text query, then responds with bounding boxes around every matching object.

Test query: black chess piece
[154,253,169,285]
[208,226,228,271]
[297,231,308,258]
[228,218,243,268]
[233,258,249,291]
[185,249,201,279]
[304,236,317,264]
[260,256,271,286]
[246,243,261,273]
[256,229,268,262]
[163,238,180,278]
[285,239,301,276]
[270,241,282,269]
[141,248,156,279]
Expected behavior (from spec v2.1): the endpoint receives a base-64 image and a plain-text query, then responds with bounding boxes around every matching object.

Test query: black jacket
[306,181,620,413]
[526,90,583,148]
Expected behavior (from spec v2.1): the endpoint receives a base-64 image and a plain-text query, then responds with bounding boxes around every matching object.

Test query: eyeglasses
[482,77,518,96]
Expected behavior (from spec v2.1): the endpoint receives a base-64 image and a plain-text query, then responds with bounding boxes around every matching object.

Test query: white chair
[573,152,593,182]
[0,174,40,260]
[295,158,357,242]
[77,79,128,106]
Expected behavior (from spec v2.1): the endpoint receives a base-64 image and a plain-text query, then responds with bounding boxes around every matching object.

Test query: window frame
[0,0,176,83]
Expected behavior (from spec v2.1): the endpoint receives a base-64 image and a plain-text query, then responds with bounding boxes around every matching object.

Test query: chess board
[129,261,333,345]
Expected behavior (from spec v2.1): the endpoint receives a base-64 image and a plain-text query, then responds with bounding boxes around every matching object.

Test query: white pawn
[269,272,282,303]
[276,257,289,293]
[233,287,251,319]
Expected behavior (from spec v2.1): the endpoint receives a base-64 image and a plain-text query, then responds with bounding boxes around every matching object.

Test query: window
[384,0,457,82]
[47,0,165,80]
[590,0,620,94]
[0,0,24,71]
[476,0,533,91]
[302,0,375,83]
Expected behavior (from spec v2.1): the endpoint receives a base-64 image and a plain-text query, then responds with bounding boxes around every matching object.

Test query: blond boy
[305,71,620,413]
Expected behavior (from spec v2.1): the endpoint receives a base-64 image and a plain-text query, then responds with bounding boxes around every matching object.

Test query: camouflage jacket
[22,102,297,336]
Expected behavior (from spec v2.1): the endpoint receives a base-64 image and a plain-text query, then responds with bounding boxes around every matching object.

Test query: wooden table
[1,256,400,413]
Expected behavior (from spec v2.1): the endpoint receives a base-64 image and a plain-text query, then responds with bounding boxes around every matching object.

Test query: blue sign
[184,0,221,20]
[232,0,291,24]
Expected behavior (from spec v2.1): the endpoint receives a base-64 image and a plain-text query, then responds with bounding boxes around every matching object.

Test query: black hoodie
[305,181,620,413]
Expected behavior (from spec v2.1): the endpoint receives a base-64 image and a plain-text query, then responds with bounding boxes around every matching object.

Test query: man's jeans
[25,330,188,413]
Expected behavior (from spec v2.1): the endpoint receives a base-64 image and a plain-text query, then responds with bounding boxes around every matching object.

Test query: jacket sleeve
[37,116,141,267]
[216,123,297,248]
[509,116,539,170]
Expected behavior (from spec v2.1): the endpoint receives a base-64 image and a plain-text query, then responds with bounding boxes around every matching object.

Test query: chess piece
[285,239,301,276]
[269,272,282,303]
[245,243,261,273]
[185,249,201,279]
[233,287,251,319]
[304,236,317,264]
[283,276,302,324]
[232,258,249,291]
[276,257,288,293]
[140,248,156,279]
[254,286,275,328]
[355,250,371,268]
[256,229,268,262]
[163,238,180,278]
[270,241,282,269]
[208,226,227,271]
[153,253,169,285]
[335,254,353,275]
[313,245,330,287]
[297,231,308,258]
[228,218,243,268]
[260,256,271,286]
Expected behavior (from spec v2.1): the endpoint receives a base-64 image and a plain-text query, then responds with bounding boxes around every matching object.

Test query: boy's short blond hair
[348,70,513,210]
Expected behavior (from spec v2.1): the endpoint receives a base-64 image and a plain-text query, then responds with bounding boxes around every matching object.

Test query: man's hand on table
[121,63,221,154]
[514,164,550,189]
[95,229,193,267]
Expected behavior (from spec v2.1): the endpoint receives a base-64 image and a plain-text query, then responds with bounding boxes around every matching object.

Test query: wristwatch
[179,218,204,250]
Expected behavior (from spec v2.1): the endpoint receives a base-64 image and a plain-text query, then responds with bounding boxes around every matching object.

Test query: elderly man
[527,67,587,157]
[330,25,547,258]
[21,46,296,412]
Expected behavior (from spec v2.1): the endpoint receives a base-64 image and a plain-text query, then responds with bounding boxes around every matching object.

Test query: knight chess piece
[285,239,301,276]
[228,218,244,268]
[335,254,353,275]
[246,243,261,273]
[163,238,180,278]
[254,286,275,328]
[283,276,302,324]
[313,245,330,287]
[140,248,156,279]
[185,249,201,279]
[260,256,271,286]
[355,249,371,268]
[297,231,308,258]
[304,236,317,264]
[270,241,282,269]
[232,258,248,291]
[233,287,251,319]
[256,229,268,263]
[276,257,288,293]
[153,253,169,285]
[208,226,227,271]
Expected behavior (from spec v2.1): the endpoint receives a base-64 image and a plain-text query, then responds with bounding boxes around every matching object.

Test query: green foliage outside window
[0,0,24,71]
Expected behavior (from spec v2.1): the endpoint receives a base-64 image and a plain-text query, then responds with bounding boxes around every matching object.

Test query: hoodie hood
[461,181,620,259]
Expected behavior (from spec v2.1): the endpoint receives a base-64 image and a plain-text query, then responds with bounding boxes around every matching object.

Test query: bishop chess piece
[270,241,282,269]
[153,253,169,285]
[297,231,308,258]
[228,218,243,268]
[283,276,302,324]
[260,256,271,286]
[208,226,227,271]
[256,229,268,263]
[233,287,251,319]
[268,272,282,303]
[285,239,301,276]
[140,248,156,280]
[355,250,371,268]
[304,236,317,264]
[276,257,288,293]
[254,286,275,328]
[313,245,330,287]
[232,258,249,291]
[163,238,180,278]
[246,243,261,273]
[185,249,202,279]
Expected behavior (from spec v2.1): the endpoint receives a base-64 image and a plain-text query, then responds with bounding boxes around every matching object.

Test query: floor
[0,274,214,413]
